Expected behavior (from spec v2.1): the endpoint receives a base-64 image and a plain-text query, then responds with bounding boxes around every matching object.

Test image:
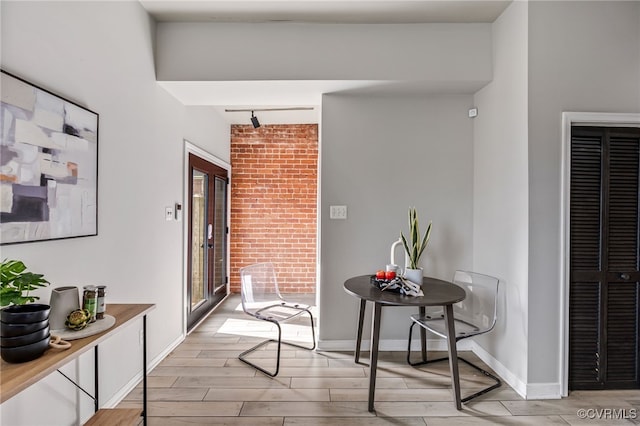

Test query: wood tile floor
[119,294,640,425]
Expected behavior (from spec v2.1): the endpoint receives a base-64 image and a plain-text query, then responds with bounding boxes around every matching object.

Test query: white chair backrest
[239,263,283,314]
[452,270,499,333]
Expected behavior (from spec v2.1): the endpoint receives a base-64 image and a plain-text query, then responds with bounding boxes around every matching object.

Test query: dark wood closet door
[569,126,640,390]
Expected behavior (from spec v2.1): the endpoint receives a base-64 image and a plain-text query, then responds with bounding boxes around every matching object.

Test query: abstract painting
[0,70,98,245]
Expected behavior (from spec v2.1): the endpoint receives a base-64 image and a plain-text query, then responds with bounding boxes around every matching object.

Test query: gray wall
[319,94,474,346]
[527,0,640,385]
[0,1,229,424]
[156,22,492,86]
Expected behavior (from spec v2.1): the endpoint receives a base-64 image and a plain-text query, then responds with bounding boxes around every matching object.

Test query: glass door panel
[190,170,207,309]
[213,176,227,294]
[187,153,228,331]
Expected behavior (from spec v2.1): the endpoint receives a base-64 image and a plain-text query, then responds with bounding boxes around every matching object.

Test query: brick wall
[230,124,318,294]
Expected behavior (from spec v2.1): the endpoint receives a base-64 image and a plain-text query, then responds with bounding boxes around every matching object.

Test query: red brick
[230,124,318,294]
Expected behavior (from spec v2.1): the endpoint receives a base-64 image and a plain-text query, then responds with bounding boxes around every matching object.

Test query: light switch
[165,206,174,221]
[330,205,347,219]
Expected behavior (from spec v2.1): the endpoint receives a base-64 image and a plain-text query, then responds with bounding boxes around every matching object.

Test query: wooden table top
[0,303,155,404]
[344,275,466,306]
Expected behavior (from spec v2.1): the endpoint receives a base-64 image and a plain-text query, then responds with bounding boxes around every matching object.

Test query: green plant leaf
[401,208,432,270]
[0,259,49,306]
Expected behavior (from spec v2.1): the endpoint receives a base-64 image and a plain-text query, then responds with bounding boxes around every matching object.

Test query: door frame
[560,112,640,396]
[183,140,231,335]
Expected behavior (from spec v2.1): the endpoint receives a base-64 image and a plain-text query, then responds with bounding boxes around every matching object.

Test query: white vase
[403,268,423,286]
[49,286,80,330]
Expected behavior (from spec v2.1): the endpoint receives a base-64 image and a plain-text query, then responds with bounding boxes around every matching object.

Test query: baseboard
[102,333,185,408]
[470,342,562,400]
[525,382,562,400]
[469,341,528,399]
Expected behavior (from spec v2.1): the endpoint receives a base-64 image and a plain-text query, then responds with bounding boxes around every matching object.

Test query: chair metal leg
[406,321,502,405]
[458,357,502,403]
[238,309,316,377]
[407,321,448,366]
[354,299,367,364]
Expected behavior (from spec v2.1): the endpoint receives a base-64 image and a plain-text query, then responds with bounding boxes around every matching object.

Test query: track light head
[250,111,260,128]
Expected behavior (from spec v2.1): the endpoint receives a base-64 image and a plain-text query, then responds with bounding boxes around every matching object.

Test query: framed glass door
[187,153,228,331]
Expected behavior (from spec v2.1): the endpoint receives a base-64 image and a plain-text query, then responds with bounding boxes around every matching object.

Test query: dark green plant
[0,259,49,307]
[400,207,432,270]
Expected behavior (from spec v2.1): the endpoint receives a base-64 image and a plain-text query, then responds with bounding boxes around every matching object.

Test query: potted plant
[400,207,432,284]
[1,259,50,307]
[0,260,51,363]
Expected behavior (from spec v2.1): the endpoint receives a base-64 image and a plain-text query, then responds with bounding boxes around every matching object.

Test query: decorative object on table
[0,303,51,362]
[55,314,115,340]
[95,285,106,319]
[48,286,80,330]
[0,70,99,245]
[0,259,52,362]
[48,334,71,350]
[65,309,91,331]
[370,275,424,296]
[82,285,97,323]
[399,207,432,284]
[50,286,114,339]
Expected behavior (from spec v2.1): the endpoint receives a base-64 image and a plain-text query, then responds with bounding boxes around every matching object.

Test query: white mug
[386,264,400,274]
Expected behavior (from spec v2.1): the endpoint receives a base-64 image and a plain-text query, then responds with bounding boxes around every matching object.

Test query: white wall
[0,1,229,424]
[472,1,529,396]
[319,94,474,347]
[527,0,640,391]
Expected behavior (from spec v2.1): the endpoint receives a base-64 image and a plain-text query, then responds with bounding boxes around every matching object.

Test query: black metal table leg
[444,304,461,410]
[418,306,427,362]
[94,346,99,413]
[143,314,148,426]
[368,302,382,412]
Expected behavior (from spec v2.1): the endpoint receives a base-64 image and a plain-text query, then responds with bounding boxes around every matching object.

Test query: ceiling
[140,1,512,124]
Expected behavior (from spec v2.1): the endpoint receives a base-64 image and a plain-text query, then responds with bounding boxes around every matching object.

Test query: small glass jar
[82,285,97,323]
[96,286,106,320]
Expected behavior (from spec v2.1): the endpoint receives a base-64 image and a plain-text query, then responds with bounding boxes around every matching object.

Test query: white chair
[238,262,316,377]
[407,270,501,403]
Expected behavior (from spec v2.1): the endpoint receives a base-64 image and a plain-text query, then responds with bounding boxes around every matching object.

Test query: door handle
[620,273,630,280]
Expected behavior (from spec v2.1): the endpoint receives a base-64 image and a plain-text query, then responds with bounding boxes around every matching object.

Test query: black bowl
[0,304,50,324]
[1,318,49,338]
[1,325,50,348]
[0,335,50,363]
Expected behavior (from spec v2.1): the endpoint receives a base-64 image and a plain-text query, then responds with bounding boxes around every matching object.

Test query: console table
[0,303,155,425]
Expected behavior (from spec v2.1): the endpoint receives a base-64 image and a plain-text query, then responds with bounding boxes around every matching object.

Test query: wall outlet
[165,206,174,221]
[330,205,347,219]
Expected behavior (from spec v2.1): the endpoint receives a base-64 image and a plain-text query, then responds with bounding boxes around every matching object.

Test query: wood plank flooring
[118,294,640,425]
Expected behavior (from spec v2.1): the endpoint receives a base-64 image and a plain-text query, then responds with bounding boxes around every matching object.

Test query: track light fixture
[250,111,260,128]
[224,107,315,129]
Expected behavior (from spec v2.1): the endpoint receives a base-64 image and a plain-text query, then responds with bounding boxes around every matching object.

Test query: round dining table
[343,275,466,412]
